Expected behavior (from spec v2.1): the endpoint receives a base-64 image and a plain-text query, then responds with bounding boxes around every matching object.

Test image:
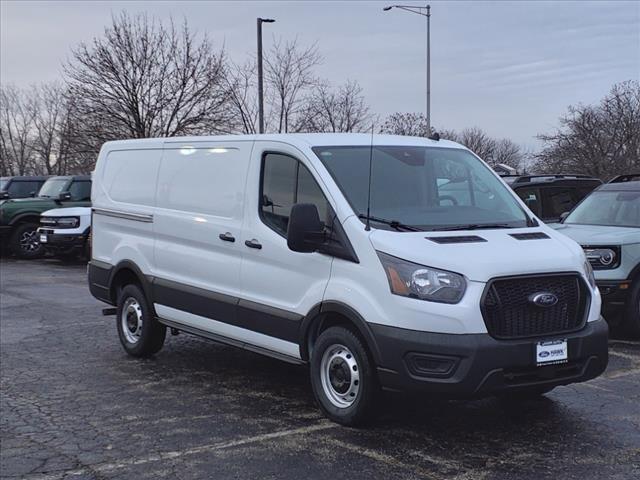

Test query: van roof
[101,133,464,151]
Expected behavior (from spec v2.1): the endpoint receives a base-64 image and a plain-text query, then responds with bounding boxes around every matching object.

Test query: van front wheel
[310,326,377,426]
[116,284,166,357]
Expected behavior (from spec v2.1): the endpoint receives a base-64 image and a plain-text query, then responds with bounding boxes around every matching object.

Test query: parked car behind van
[38,206,91,260]
[502,174,602,223]
[0,175,91,258]
[552,181,640,336]
[88,134,608,425]
[0,176,49,200]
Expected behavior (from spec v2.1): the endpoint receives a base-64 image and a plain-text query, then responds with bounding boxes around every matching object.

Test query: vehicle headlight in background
[377,251,467,304]
[583,260,596,289]
[583,246,621,270]
[56,217,80,228]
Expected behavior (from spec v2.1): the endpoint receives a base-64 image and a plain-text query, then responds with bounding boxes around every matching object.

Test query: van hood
[551,223,640,246]
[41,206,91,217]
[369,228,586,283]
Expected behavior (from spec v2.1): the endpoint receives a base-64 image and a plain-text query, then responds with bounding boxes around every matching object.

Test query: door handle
[244,239,262,249]
[219,232,235,243]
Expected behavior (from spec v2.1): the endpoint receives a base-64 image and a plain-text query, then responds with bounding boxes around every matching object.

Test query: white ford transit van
[89,134,608,425]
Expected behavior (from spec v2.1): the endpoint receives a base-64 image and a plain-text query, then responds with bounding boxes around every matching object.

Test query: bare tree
[0,85,37,176]
[295,80,371,133]
[264,38,322,133]
[225,60,259,134]
[64,12,232,155]
[456,127,497,162]
[30,82,75,175]
[535,80,640,179]
[380,112,429,137]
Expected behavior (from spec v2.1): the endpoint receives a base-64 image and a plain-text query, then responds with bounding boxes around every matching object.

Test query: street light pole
[257,17,275,134]
[383,4,432,134]
[426,5,430,135]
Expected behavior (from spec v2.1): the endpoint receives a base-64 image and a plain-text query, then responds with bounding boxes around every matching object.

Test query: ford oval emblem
[529,292,558,308]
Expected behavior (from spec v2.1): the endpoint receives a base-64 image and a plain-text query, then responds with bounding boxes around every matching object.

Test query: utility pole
[383,4,432,134]
[257,17,275,134]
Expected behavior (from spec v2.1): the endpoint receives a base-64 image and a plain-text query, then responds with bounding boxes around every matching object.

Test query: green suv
[0,175,91,258]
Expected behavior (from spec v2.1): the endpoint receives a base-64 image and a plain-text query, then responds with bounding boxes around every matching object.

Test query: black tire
[10,223,44,259]
[310,326,378,426]
[622,280,640,338]
[116,284,166,357]
[495,385,555,401]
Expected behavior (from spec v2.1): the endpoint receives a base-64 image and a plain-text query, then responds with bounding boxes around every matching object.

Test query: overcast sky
[1,0,638,148]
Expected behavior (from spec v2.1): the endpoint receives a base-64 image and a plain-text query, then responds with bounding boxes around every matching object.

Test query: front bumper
[372,317,608,397]
[37,228,87,251]
[597,280,630,321]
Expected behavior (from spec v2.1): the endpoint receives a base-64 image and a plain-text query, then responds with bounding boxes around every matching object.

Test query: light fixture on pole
[257,17,275,134]
[383,5,431,135]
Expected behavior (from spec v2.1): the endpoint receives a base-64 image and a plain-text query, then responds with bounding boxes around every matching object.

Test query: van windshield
[313,146,530,231]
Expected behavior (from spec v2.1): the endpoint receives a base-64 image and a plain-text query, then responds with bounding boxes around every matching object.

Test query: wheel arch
[627,262,640,283]
[299,301,382,365]
[108,260,154,307]
[9,212,42,226]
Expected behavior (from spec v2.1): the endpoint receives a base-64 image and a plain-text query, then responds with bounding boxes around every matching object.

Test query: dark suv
[502,174,603,223]
[0,175,91,258]
[0,176,49,200]
[609,174,640,183]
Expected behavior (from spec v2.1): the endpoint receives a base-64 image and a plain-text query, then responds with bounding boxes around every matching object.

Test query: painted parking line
[21,422,338,480]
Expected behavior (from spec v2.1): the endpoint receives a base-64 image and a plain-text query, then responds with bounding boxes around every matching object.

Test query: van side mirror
[287,203,325,253]
[58,191,72,201]
[0,191,8,200]
[559,211,570,223]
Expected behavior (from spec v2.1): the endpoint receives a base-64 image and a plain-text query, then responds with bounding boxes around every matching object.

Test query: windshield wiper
[358,214,422,232]
[429,223,519,232]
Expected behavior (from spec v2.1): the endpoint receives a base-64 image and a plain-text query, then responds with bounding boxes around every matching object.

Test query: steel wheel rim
[20,230,39,252]
[320,343,360,408]
[121,297,143,344]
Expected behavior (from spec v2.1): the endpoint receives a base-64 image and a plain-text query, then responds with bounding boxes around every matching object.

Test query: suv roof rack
[609,174,640,183]
[510,174,597,184]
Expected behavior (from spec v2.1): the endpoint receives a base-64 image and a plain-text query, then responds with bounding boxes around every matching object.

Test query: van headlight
[377,252,466,304]
[583,260,596,289]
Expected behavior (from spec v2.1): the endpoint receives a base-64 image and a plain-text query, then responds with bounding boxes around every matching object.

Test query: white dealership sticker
[536,339,568,365]
[39,234,47,243]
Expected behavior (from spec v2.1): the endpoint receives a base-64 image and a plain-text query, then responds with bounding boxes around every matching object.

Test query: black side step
[102,307,117,316]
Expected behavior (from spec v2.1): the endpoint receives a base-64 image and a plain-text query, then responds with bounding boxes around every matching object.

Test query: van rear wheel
[310,326,378,426]
[116,284,166,357]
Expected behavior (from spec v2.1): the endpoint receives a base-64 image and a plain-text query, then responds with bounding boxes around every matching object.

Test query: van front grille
[481,274,589,339]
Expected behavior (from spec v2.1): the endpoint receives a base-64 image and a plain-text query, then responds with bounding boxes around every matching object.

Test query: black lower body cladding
[372,318,609,397]
[88,260,113,304]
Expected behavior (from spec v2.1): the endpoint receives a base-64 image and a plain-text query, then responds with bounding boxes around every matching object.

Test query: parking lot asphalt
[1,258,639,480]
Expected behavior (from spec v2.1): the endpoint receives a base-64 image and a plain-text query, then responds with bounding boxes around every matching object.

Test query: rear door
[152,141,253,334]
[238,141,334,359]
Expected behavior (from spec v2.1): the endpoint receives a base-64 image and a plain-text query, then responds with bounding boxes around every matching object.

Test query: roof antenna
[365,123,374,231]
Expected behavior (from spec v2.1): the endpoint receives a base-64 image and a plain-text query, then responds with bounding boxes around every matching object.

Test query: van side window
[260,153,329,237]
